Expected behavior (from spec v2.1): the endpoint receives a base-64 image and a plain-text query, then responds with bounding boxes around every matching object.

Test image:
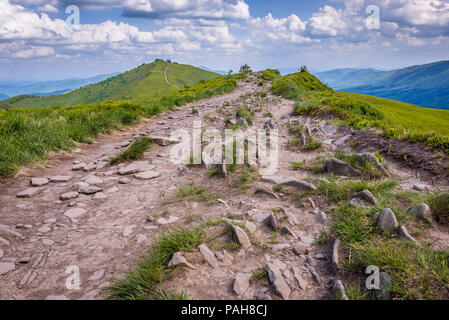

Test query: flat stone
[106,187,119,194]
[88,269,105,281]
[49,176,73,183]
[0,262,15,275]
[45,295,69,300]
[64,208,87,219]
[37,226,51,233]
[413,184,428,192]
[78,186,103,195]
[118,178,130,184]
[305,263,321,283]
[0,236,10,246]
[123,225,135,237]
[156,216,180,225]
[84,175,103,185]
[199,244,219,268]
[117,162,155,175]
[134,171,161,180]
[83,162,97,172]
[351,190,377,206]
[293,242,309,256]
[291,266,307,289]
[266,212,278,230]
[0,224,22,238]
[271,243,290,252]
[60,192,78,201]
[332,239,340,270]
[149,135,180,146]
[0,249,3,259]
[42,239,55,246]
[377,208,399,232]
[254,187,279,199]
[93,192,108,200]
[72,163,87,171]
[136,234,148,244]
[261,176,316,191]
[17,188,43,198]
[233,272,252,296]
[30,178,49,187]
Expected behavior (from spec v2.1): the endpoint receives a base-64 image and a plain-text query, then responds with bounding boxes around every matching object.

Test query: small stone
[88,269,105,281]
[377,208,399,232]
[106,187,119,194]
[30,178,49,187]
[332,280,348,300]
[118,162,154,175]
[293,242,308,256]
[305,263,320,283]
[254,187,279,199]
[93,192,108,200]
[123,225,135,237]
[72,163,87,171]
[64,208,87,220]
[350,190,377,206]
[332,239,340,270]
[261,176,316,191]
[407,203,435,225]
[198,244,219,268]
[0,236,10,246]
[79,186,103,195]
[37,226,51,233]
[398,226,417,243]
[291,266,307,289]
[374,272,392,300]
[271,243,290,252]
[168,252,197,270]
[266,212,278,230]
[228,223,251,249]
[413,184,428,192]
[0,224,22,238]
[60,192,78,201]
[134,171,161,180]
[118,178,130,184]
[281,226,297,238]
[257,294,272,300]
[233,272,252,296]
[17,188,43,198]
[84,175,103,185]
[135,234,147,244]
[0,262,15,275]
[0,249,3,259]
[49,176,73,183]
[83,162,97,172]
[325,158,361,177]
[149,135,180,146]
[42,239,55,246]
[266,262,291,300]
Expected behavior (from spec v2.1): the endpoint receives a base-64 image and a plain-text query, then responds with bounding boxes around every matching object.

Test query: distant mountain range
[0,73,120,101]
[0,59,219,109]
[316,61,449,110]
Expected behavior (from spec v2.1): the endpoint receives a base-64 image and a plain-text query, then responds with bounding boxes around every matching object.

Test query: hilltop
[0,59,218,109]
[316,60,449,110]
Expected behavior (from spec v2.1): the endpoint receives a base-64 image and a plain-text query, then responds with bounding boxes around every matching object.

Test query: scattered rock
[355,153,390,177]
[374,272,392,300]
[135,234,147,244]
[60,192,78,201]
[254,187,279,199]
[149,135,180,146]
[332,239,340,270]
[407,203,435,225]
[78,186,103,195]
[64,208,87,220]
[228,223,251,249]
[72,163,86,171]
[118,162,154,175]
[156,216,180,225]
[271,243,290,252]
[291,266,307,289]
[325,158,361,177]
[198,244,218,268]
[134,171,161,180]
[377,208,398,232]
[0,224,22,238]
[413,184,428,192]
[281,226,297,238]
[83,162,97,172]
[350,190,377,206]
[332,280,348,300]
[88,269,105,281]
[0,262,15,275]
[304,262,320,283]
[0,236,10,246]
[42,239,55,246]
[265,212,278,230]
[118,178,130,184]
[17,188,43,198]
[266,262,291,300]
[0,249,3,259]
[123,225,135,237]
[37,226,51,233]
[30,178,49,187]
[261,176,316,191]
[49,176,73,183]
[84,175,104,185]
[45,295,69,300]
[168,252,197,270]
[93,192,108,200]
[233,272,252,296]
[398,226,417,243]
[293,242,308,256]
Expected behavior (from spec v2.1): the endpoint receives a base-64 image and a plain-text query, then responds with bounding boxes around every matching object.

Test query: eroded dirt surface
[1,76,448,300]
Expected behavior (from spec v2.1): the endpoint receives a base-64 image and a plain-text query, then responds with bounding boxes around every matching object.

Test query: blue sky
[1,0,449,81]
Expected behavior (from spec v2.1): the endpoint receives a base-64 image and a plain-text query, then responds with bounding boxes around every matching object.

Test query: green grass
[177,185,220,203]
[107,226,205,300]
[1,60,219,109]
[0,75,237,177]
[261,69,281,81]
[108,137,152,164]
[427,193,449,225]
[271,71,331,99]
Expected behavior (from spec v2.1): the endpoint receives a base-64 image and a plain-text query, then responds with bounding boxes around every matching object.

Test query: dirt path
[0,76,448,300]
[164,64,181,90]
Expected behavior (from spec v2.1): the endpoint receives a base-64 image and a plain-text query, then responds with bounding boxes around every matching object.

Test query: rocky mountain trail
[0,75,448,300]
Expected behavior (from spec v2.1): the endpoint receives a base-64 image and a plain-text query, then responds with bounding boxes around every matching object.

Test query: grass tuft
[108,137,152,164]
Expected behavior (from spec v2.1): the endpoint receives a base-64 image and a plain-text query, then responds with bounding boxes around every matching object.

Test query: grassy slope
[0,60,218,109]
[341,92,449,136]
